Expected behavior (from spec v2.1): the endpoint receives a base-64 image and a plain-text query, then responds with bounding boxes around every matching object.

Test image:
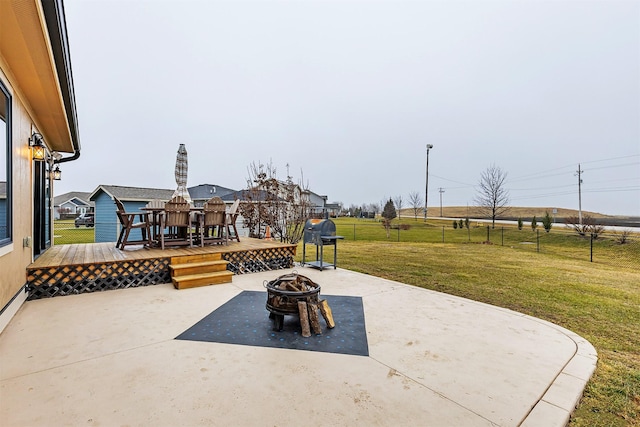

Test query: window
[0,80,11,246]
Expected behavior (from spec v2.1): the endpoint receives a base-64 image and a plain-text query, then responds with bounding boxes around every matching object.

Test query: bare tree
[474,164,510,228]
[408,191,423,220]
[393,195,403,219]
[240,160,312,244]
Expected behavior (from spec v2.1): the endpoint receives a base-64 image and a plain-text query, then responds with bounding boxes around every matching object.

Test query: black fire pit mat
[175,291,368,356]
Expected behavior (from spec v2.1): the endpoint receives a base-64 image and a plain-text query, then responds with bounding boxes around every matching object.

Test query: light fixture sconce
[52,165,62,180]
[29,132,46,161]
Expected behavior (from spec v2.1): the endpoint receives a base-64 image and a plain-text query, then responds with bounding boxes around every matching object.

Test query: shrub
[517,217,523,230]
[542,211,553,233]
[531,216,538,231]
[453,220,458,229]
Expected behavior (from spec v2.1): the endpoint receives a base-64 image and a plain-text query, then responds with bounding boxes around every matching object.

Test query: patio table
[141,206,203,247]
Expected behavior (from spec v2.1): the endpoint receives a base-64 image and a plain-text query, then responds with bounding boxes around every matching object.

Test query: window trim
[0,79,12,248]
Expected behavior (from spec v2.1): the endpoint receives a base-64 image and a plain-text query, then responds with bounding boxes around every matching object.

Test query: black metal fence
[335,222,640,271]
[53,220,112,245]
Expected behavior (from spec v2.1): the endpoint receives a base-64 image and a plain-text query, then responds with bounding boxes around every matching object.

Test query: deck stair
[170,253,233,289]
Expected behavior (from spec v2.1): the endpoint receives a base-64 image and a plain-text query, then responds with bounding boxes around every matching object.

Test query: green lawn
[53,219,95,244]
[296,218,640,426]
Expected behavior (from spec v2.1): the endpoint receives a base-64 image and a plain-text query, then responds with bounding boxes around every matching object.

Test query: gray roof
[89,185,175,202]
[54,192,93,207]
[188,184,237,201]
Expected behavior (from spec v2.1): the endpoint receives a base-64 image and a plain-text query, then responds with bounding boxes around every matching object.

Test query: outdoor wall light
[52,165,62,180]
[29,132,46,161]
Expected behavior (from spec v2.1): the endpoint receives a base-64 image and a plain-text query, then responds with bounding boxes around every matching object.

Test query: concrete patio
[0,267,596,426]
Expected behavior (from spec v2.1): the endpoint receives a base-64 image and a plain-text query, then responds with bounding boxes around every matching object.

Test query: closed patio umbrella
[172,144,192,204]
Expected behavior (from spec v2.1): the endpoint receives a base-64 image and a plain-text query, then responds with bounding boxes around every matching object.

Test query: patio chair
[225,199,241,242]
[114,197,151,250]
[143,199,166,244]
[159,195,194,249]
[198,196,227,246]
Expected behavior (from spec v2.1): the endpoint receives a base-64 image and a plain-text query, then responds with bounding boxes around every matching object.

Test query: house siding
[1,0,81,331]
[93,191,149,243]
[0,68,39,317]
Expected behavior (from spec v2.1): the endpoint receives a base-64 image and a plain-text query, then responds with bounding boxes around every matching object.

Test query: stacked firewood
[276,276,335,337]
[275,274,316,292]
[298,299,335,338]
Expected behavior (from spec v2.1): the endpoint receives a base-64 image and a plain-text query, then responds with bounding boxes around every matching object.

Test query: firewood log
[319,299,335,328]
[308,302,322,334]
[298,301,311,337]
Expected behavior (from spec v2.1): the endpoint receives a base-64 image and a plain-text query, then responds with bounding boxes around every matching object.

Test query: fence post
[442,226,445,243]
[501,227,504,246]
[536,229,540,253]
[397,227,400,242]
[590,233,594,262]
[486,226,490,243]
[353,224,356,241]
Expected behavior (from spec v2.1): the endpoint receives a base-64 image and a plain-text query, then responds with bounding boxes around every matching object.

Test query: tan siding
[0,67,36,310]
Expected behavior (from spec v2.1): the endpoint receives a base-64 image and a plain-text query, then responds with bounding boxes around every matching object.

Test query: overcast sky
[58,0,639,216]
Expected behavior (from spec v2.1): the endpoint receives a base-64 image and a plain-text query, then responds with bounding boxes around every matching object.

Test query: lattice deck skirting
[27,244,297,300]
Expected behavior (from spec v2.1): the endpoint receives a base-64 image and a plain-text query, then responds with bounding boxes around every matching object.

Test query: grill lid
[303,218,337,244]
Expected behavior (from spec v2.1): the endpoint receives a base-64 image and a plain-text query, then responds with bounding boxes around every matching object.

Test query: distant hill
[399,206,640,227]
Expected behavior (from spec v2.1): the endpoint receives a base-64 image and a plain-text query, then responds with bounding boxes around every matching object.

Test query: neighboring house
[305,190,328,217]
[89,185,175,243]
[53,192,93,219]
[188,184,236,207]
[1,1,82,332]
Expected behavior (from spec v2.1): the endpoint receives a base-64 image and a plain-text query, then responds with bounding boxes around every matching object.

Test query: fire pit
[264,272,334,336]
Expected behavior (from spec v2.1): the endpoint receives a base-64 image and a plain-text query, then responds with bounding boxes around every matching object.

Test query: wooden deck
[27,238,297,300]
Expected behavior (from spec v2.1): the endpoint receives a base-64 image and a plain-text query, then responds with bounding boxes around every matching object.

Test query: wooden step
[169,260,229,277]
[170,252,222,265]
[172,271,234,289]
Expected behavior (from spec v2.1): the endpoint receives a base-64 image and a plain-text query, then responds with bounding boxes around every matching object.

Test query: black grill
[303,219,337,245]
[302,219,343,271]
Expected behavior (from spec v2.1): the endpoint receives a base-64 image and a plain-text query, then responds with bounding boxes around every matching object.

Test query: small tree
[542,211,553,233]
[393,195,404,219]
[531,216,538,231]
[459,219,464,229]
[240,160,312,244]
[381,199,397,238]
[452,220,458,229]
[517,217,523,230]
[464,217,470,229]
[408,191,423,220]
[474,164,510,228]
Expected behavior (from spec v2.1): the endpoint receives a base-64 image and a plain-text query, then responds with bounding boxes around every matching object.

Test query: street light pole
[424,144,433,221]
[439,187,444,217]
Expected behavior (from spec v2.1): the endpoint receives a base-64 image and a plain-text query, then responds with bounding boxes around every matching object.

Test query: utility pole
[424,144,434,221]
[439,187,445,217]
[576,164,583,227]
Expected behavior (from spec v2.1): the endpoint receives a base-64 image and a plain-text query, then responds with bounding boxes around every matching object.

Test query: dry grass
[296,237,640,426]
[400,205,620,219]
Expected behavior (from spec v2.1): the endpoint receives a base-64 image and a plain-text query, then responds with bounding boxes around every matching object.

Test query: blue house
[89,185,175,243]
[53,192,93,219]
